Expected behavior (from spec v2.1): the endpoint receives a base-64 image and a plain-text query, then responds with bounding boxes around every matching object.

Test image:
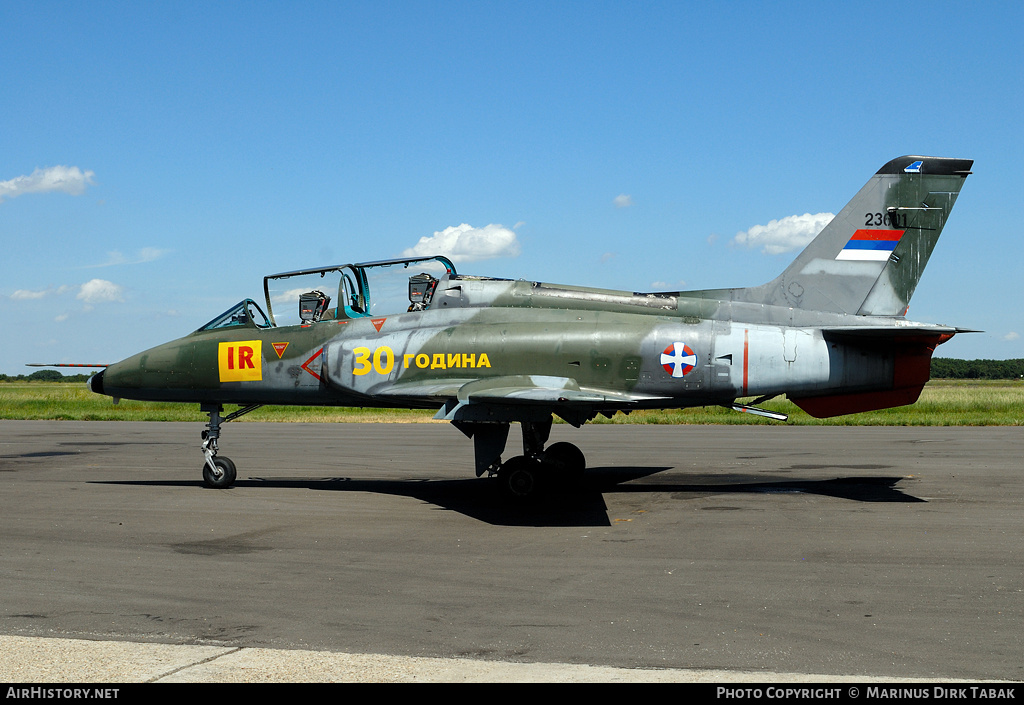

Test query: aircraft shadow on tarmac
[98,465,924,527]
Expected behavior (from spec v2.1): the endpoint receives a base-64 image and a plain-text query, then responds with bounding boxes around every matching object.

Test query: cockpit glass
[264,267,359,327]
[360,258,451,316]
[247,300,271,328]
[263,257,455,326]
[198,299,270,331]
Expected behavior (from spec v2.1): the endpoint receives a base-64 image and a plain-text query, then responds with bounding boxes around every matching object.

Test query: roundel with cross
[660,342,696,378]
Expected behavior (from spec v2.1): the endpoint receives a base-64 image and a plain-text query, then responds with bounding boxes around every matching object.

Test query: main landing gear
[496,442,586,501]
[200,403,261,488]
[457,419,587,502]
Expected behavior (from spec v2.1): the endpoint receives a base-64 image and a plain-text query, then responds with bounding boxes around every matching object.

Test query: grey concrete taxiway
[0,420,1020,682]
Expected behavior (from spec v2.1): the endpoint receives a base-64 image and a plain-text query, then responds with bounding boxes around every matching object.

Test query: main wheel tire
[541,442,586,481]
[202,456,237,489]
[497,456,542,502]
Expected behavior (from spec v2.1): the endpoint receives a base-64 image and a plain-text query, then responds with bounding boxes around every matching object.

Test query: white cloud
[9,281,123,322]
[0,166,96,203]
[1003,332,1020,341]
[613,194,633,208]
[402,223,521,263]
[89,247,171,267]
[77,279,124,304]
[10,285,72,300]
[272,287,312,304]
[731,212,835,255]
[10,281,123,305]
[11,289,50,300]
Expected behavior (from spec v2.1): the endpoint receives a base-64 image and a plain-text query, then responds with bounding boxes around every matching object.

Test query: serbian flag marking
[660,342,697,378]
[836,229,905,261]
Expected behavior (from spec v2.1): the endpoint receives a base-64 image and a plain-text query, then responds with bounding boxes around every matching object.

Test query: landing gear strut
[200,403,261,488]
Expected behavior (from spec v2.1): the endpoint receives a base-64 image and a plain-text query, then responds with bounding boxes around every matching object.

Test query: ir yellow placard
[218,341,263,382]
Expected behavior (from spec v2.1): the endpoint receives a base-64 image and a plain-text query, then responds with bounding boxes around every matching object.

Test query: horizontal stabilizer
[818,324,962,340]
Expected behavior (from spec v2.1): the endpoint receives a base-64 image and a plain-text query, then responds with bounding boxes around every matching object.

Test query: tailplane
[737,156,973,316]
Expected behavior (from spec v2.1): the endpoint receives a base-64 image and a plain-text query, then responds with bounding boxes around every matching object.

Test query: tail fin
[738,156,973,316]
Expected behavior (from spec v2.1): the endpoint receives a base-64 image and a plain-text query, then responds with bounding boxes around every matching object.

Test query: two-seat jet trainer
[87,155,972,500]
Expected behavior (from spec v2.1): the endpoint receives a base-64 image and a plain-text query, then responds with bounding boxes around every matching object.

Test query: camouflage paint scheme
[89,156,973,494]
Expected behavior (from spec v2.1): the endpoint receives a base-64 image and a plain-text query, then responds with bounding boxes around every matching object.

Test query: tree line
[1,370,94,383]
[929,358,1024,380]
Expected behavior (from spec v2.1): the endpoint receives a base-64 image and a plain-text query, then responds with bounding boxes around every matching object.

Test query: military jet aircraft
[86,155,972,499]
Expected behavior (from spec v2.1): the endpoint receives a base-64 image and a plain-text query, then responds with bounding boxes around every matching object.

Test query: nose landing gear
[199,403,261,488]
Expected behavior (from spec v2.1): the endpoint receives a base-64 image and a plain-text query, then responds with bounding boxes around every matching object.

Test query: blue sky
[1,1,1021,374]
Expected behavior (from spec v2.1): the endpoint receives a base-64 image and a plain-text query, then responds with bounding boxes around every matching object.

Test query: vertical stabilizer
[737,156,972,316]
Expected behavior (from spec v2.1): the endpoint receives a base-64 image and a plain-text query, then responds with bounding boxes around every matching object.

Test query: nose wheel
[199,403,261,489]
[203,455,237,489]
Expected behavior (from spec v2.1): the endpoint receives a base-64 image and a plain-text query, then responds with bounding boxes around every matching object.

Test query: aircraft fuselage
[93,279,948,421]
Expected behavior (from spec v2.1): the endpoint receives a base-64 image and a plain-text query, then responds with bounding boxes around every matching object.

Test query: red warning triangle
[272,342,289,358]
[301,347,324,380]
[371,318,386,332]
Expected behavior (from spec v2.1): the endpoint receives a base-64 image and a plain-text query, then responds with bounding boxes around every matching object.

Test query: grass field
[1,379,1021,425]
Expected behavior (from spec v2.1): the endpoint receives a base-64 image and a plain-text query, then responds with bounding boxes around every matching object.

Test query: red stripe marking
[742,329,749,396]
[850,229,904,241]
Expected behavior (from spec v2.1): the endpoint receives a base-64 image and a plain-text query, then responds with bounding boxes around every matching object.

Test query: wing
[376,374,667,426]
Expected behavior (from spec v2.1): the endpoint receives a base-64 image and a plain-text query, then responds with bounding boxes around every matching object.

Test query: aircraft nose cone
[88,368,105,395]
